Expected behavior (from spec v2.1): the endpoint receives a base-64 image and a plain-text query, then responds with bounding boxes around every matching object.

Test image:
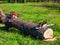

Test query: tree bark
[0,9,45,40]
[57,0,60,3]
[8,0,10,3]
[24,0,26,3]
[15,0,17,3]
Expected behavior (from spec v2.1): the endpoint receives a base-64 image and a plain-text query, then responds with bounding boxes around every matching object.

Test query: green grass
[0,2,60,45]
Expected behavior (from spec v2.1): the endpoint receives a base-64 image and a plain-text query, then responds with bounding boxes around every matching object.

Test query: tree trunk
[8,0,10,3]
[2,17,43,40]
[41,0,44,2]
[0,9,48,40]
[53,0,57,3]
[15,0,17,3]
[24,0,26,3]
[35,0,37,2]
[11,19,43,39]
[57,0,60,3]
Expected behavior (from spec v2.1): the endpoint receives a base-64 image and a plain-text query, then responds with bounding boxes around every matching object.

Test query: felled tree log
[6,18,44,40]
[0,9,54,40]
[0,10,43,40]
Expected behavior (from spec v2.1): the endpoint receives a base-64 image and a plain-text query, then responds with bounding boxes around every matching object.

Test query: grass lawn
[0,2,60,45]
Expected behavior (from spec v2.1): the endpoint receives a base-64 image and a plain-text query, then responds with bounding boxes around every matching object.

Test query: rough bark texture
[6,18,44,40]
[0,10,44,40]
[0,14,44,40]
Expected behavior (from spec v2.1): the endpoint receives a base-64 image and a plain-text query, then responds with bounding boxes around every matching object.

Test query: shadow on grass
[41,5,60,10]
[0,27,7,30]
[30,4,60,11]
